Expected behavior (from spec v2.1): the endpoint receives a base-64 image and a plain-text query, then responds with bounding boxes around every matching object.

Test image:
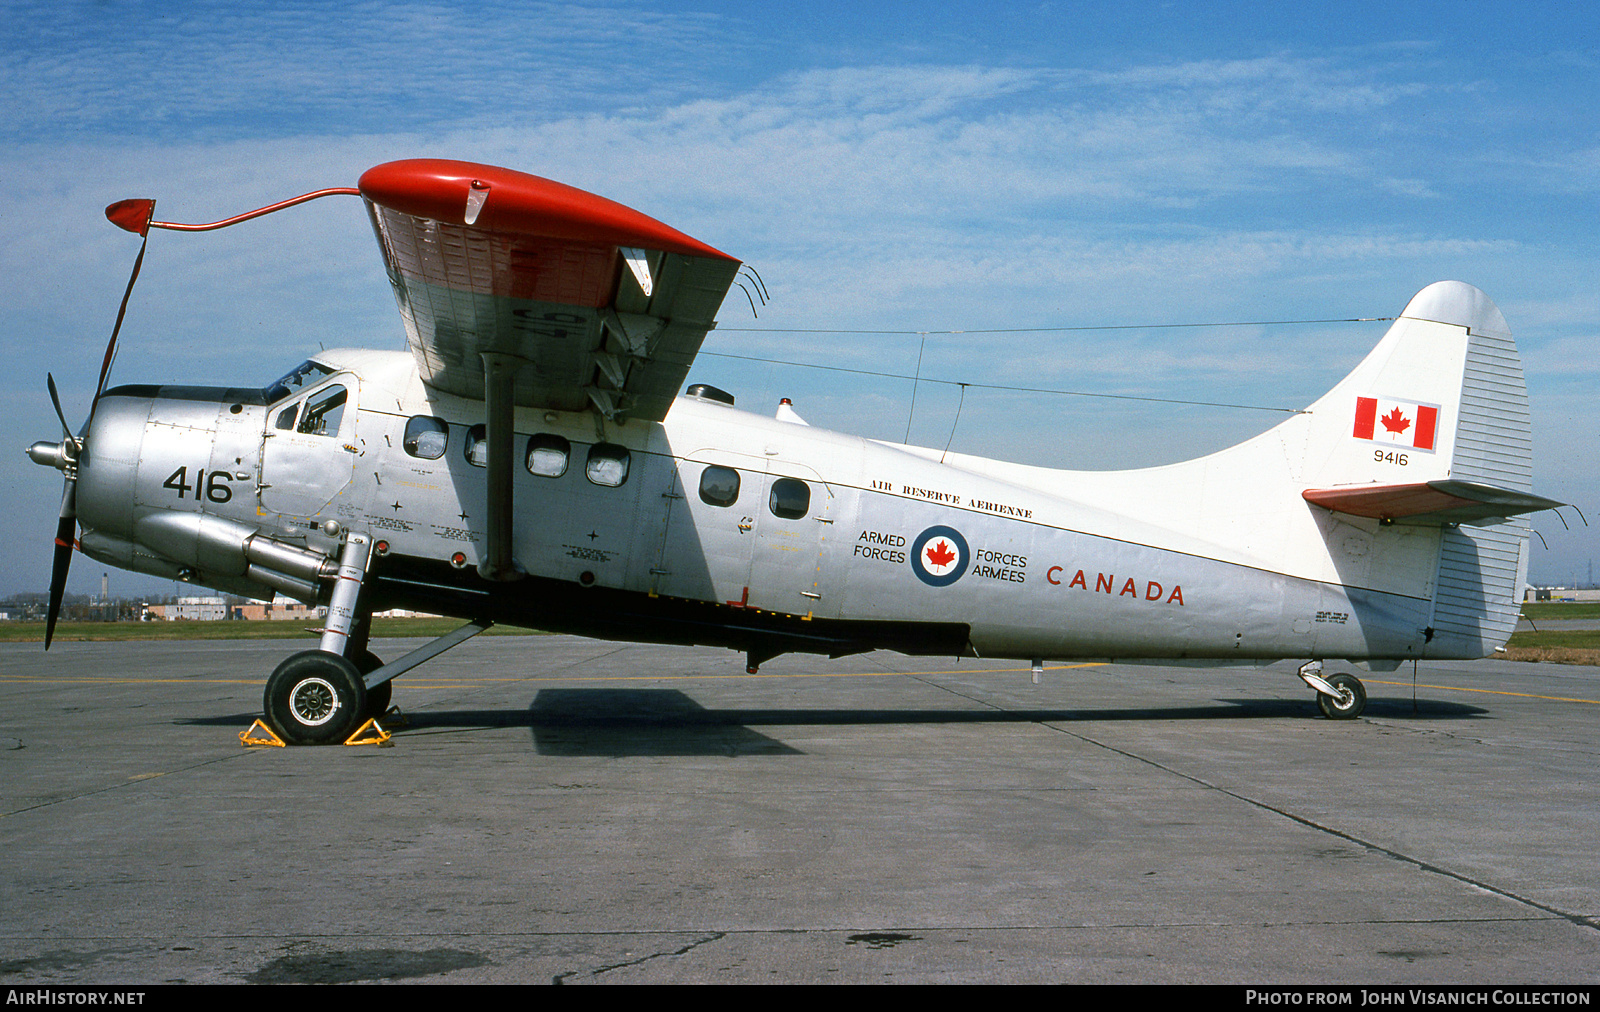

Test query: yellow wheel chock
[240,720,285,747]
[240,717,392,747]
[343,718,391,746]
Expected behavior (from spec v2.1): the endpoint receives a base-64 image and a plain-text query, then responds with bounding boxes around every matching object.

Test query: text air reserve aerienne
[27,159,1564,745]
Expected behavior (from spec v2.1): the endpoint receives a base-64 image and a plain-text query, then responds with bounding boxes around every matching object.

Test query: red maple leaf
[1381,407,1411,435]
[925,540,956,568]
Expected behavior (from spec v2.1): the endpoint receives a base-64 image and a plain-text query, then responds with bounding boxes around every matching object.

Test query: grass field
[5,611,1597,665]
[1520,601,1600,620]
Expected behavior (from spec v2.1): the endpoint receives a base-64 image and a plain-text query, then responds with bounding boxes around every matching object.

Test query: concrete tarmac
[1,635,1597,985]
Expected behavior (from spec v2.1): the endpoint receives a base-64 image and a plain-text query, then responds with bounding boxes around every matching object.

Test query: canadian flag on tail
[1353,396,1441,452]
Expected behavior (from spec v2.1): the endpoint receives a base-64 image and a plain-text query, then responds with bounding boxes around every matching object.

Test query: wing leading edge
[359,159,741,423]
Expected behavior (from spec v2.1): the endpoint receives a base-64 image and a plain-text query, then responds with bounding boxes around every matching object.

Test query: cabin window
[698,466,740,507]
[297,385,347,437]
[273,403,298,431]
[586,444,630,487]
[769,477,810,519]
[404,416,448,459]
[463,424,488,467]
[526,434,570,477]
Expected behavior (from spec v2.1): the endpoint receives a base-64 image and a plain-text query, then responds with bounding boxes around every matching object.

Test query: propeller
[39,201,154,648]
[45,477,77,650]
[42,373,80,649]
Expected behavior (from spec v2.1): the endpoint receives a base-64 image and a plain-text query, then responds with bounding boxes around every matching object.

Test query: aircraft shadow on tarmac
[185,690,1488,755]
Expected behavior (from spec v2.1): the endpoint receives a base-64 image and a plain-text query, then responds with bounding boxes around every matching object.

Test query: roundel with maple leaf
[910,525,969,587]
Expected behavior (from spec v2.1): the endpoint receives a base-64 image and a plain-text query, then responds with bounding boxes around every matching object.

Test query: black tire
[351,650,392,719]
[263,650,368,745]
[1317,672,1367,720]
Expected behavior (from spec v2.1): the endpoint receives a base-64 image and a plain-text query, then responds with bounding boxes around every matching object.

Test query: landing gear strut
[258,534,499,744]
[1298,660,1367,720]
[261,534,376,746]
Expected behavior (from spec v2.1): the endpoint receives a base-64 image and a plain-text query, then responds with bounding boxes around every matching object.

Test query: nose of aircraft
[27,387,150,648]
[26,439,73,471]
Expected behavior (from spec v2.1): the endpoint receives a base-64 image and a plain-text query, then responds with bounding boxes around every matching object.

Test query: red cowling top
[357,158,735,261]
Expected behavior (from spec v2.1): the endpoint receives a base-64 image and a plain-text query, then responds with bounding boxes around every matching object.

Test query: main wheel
[351,650,392,719]
[1316,672,1367,720]
[263,650,368,745]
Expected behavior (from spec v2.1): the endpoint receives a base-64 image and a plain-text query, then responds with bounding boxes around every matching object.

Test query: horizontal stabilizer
[1303,480,1564,525]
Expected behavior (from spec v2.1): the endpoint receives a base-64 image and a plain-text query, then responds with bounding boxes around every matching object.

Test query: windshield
[264,360,334,404]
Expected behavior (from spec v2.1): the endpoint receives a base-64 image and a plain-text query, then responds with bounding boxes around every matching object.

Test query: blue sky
[3,0,1596,596]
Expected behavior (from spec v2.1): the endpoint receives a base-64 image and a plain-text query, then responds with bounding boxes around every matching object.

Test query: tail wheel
[1316,672,1367,720]
[263,650,368,745]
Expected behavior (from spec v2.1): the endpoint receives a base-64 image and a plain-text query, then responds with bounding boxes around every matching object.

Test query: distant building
[145,597,328,621]
[162,596,229,621]
[231,601,328,621]
[1526,587,1600,603]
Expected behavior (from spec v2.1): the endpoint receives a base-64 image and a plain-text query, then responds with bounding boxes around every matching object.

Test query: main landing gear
[1297,660,1367,720]
[260,534,377,746]
[264,650,369,745]
[258,533,494,745]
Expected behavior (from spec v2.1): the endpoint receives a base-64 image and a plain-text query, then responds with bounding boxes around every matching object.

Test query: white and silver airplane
[28,159,1563,744]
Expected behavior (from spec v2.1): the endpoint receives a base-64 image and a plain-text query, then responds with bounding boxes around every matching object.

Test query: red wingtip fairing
[357,159,737,261]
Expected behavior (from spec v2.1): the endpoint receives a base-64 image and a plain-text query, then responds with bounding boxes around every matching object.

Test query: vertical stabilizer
[1305,280,1534,657]
[1407,283,1532,657]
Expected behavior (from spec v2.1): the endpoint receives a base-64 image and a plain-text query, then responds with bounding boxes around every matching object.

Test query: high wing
[359,160,741,580]
[358,159,741,423]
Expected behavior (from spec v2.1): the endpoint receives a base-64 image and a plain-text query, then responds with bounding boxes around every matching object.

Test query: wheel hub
[289,676,340,725]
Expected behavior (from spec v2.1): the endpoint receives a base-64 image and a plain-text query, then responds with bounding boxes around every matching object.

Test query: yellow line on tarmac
[0,677,263,684]
[1366,679,1600,706]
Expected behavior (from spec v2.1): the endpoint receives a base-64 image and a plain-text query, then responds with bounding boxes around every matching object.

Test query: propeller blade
[45,482,77,651]
[46,373,76,451]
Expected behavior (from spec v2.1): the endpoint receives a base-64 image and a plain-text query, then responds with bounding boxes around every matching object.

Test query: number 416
[164,466,234,503]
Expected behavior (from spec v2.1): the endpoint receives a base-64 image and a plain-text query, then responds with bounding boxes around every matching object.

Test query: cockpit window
[264,361,335,403]
[297,385,347,437]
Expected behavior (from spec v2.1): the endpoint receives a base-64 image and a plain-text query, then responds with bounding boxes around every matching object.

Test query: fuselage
[63,347,1445,666]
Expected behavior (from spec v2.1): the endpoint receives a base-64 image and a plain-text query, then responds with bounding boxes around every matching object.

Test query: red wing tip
[358,159,737,262]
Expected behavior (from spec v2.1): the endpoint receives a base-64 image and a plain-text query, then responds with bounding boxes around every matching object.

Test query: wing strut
[479,352,525,581]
